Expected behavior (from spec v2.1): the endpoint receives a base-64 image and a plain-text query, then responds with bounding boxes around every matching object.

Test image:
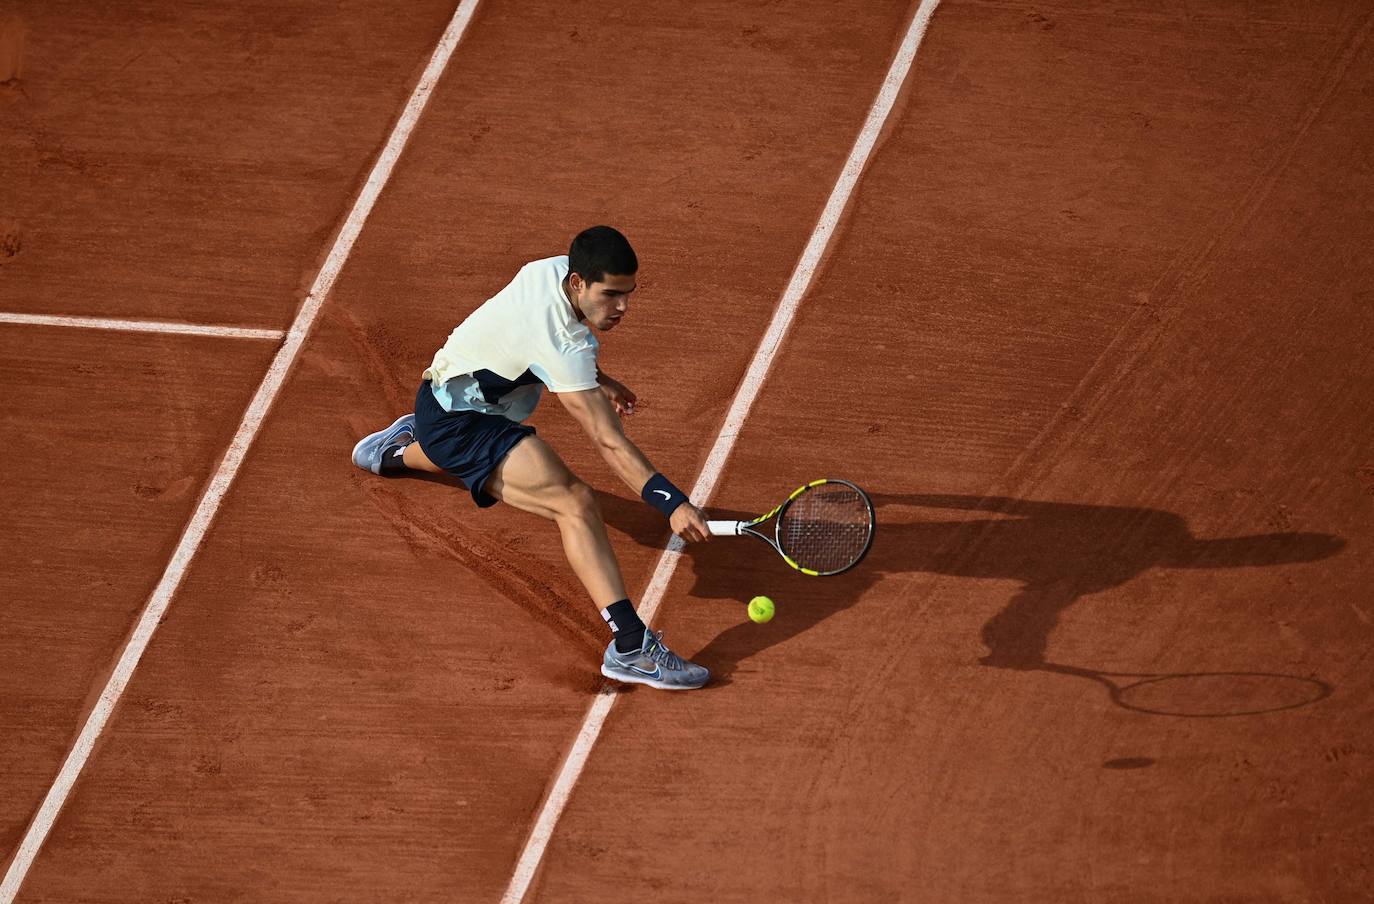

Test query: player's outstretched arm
[558,388,709,542]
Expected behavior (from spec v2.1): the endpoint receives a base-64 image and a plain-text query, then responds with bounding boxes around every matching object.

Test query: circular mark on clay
[1103,757,1155,770]
[252,563,287,588]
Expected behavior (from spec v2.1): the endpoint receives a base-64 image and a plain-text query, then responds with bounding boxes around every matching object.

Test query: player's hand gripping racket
[707,479,875,576]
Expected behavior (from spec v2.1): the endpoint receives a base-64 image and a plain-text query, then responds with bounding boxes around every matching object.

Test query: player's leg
[482,435,627,606]
[402,440,444,473]
[485,436,707,690]
[352,383,462,476]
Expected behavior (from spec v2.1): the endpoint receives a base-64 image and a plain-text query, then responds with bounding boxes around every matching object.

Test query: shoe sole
[601,664,708,690]
[351,414,416,472]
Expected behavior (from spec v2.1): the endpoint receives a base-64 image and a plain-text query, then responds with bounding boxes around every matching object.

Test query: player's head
[566,225,637,331]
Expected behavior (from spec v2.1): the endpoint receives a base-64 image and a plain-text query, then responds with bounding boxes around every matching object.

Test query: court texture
[2,1,1372,901]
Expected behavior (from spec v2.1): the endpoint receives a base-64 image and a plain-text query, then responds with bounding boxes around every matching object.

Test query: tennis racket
[707,479,875,576]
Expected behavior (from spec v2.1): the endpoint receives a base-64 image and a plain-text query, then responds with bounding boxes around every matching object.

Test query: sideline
[0,1,485,898]
[498,1,943,901]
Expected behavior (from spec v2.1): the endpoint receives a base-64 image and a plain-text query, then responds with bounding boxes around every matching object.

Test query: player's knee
[558,479,601,523]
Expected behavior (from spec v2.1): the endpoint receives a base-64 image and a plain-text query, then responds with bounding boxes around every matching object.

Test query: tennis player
[352,226,711,690]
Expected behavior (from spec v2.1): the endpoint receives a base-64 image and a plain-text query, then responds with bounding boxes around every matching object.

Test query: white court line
[0,311,284,340]
[498,2,942,901]
[0,1,483,898]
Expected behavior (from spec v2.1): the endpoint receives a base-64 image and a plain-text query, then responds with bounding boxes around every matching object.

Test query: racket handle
[707,520,744,537]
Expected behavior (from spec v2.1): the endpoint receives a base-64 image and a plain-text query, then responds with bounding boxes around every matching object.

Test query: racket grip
[707,520,744,537]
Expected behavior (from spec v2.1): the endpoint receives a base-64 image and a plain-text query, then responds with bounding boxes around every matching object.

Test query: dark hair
[568,225,637,285]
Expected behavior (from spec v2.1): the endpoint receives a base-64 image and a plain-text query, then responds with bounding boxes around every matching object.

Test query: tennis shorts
[413,379,535,508]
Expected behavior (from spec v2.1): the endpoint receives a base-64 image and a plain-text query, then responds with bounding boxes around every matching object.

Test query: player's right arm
[557,387,709,542]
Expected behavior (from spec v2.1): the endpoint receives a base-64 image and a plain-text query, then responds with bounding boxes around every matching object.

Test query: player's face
[574,272,637,331]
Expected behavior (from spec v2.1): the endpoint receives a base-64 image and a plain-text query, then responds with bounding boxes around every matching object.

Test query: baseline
[0,1,483,898]
[498,2,943,901]
[0,312,283,341]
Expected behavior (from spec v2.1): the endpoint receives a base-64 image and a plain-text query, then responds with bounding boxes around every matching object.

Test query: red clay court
[2,1,1372,901]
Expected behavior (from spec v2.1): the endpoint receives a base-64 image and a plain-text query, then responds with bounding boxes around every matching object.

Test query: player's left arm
[595,367,637,416]
[558,387,708,542]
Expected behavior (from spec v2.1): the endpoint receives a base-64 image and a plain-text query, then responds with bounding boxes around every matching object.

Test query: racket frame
[706,478,875,576]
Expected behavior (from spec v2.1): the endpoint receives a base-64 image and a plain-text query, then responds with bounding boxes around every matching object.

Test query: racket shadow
[597,491,1345,706]
[1039,661,1332,718]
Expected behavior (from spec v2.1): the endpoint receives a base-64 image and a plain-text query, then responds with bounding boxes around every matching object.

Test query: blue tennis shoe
[351,414,416,474]
[602,628,709,690]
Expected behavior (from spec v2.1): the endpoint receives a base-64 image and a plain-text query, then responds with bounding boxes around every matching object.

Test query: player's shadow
[596,491,1345,689]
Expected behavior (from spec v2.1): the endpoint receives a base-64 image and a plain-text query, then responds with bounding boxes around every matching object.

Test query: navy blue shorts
[413,380,535,508]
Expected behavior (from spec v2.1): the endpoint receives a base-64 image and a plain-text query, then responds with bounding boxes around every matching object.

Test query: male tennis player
[352,226,711,690]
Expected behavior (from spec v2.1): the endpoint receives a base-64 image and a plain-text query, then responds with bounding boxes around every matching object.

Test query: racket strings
[777,484,873,574]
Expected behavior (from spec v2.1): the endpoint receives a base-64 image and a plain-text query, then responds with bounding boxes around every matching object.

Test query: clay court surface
[3,1,1373,901]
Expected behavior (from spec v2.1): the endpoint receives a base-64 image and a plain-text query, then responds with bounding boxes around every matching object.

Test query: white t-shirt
[423,255,600,421]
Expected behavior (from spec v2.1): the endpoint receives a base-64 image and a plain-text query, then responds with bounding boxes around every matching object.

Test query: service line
[0,311,284,340]
[0,1,484,898]
[498,1,943,901]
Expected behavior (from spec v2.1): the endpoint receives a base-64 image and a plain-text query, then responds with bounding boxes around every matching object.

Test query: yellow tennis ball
[747,595,775,623]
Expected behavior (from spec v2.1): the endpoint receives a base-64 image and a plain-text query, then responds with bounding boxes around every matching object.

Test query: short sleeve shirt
[422,256,600,421]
